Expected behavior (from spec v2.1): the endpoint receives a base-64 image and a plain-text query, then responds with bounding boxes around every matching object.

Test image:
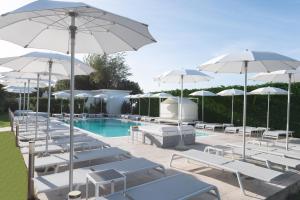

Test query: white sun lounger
[230,147,300,170]
[18,135,102,148]
[100,174,220,200]
[21,140,109,155]
[228,142,300,160]
[170,149,283,195]
[263,130,294,140]
[224,126,241,133]
[34,158,165,193]
[35,147,131,173]
[205,123,224,131]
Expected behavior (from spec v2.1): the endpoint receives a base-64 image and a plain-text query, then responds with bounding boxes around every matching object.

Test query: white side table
[86,169,126,200]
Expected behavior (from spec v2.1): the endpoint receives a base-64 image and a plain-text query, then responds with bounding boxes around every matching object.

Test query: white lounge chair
[34,147,130,173]
[19,135,100,147]
[34,158,165,193]
[170,149,283,195]
[100,174,220,200]
[205,123,224,131]
[224,126,241,134]
[229,146,300,170]
[21,140,109,155]
[228,142,300,160]
[263,130,294,140]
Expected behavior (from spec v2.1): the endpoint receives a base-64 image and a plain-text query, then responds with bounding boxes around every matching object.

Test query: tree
[54,53,142,93]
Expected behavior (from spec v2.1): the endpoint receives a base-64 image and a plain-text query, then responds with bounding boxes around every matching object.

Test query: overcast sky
[1,0,300,92]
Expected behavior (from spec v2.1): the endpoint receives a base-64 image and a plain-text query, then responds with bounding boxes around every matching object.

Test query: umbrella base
[174,140,189,151]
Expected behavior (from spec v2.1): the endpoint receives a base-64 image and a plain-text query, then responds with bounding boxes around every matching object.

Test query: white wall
[159,98,198,121]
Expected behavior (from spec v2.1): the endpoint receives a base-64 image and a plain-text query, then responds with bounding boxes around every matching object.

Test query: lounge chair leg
[236,172,246,195]
[265,160,271,169]
[213,188,221,200]
[170,154,175,167]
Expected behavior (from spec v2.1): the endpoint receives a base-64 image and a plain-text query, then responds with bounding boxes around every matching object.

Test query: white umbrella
[251,70,300,150]
[75,93,92,114]
[1,72,55,133]
[0,52,87,152]
[0,0,155,191]
[130,94,142,115]
[199,50,300,159]
[189,90,216,122]
[151,92,173,116]
[94,94,107,113]
[217,89,244,124]
[53,91,70,115]
[155,69,212,149]
[5,86,36,111]
[249,86,288,131]
[140,93,152,116]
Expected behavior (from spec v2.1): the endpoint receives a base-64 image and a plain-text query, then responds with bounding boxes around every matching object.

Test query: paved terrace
[21,122,300,200]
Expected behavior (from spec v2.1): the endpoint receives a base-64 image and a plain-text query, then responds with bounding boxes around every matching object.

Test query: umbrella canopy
[155,69,212,149]
[156,69,212,83]
[75,93,92,99]
[75,93,92,114]
[5,86,36,111]
[0,52,92,77]
[0,0,156,191]
[190,90,216,122]
[0,52,90,152]
[251,70,300,150]
[198,50,300,159]
[151,92,173,98]
[53,91,70,115]
[0,77,51,87]
[94,94,107,113]
[5,86,36,93]
[217,89,244,124]
[217,89,244,96]
[190,90,216,96]
[249,86,288,95]
[249,86,288,131]
[53,91,70,100]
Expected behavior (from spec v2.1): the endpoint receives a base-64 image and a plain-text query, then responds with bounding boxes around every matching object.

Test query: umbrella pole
[69,13,77,191]
[61,99,63,115]
[19,93,21,111]
[101,98,102,113]
[148,98,150,116]
[23,82,26,122]
[202,95,204,122]
[286,74,292,150]
[231,95,234,125]
[175,74,187,150]
[35,73,40,140]
[139,98,141,115]
[242,61,248,160]
[26,79,30,132]
[45,60,53,154]
[267,93,270,131]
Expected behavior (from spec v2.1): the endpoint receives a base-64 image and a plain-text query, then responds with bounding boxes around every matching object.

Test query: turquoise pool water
[195,130,209,137]
[73,118,141,137]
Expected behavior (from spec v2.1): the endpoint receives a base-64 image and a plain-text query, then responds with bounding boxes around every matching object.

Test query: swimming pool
[195,130,209,137]
[73,118,141,137]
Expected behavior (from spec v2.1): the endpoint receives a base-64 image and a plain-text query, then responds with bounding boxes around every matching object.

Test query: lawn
[0,132,27,200]
[0,113,10,128]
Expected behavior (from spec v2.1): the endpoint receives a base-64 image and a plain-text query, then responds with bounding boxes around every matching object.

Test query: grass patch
[0,132,27,200]
[0,113,10,128]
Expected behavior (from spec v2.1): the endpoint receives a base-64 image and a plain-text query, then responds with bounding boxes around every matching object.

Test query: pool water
[73,118,141,137]
[195,130,209,137]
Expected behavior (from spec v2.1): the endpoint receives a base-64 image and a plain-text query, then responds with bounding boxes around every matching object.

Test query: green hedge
[133,83,300,137]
